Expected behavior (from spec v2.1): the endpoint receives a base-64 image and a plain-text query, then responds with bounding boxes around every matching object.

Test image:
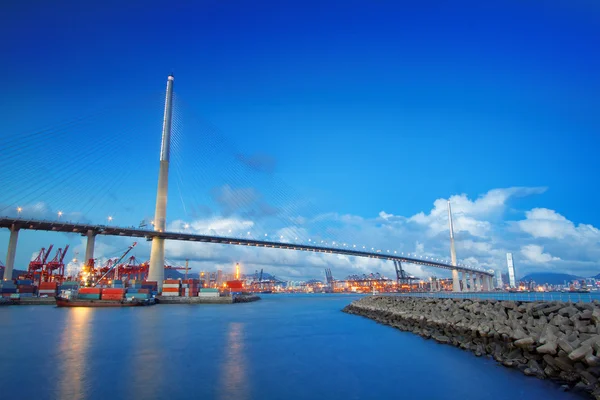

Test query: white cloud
[407,187,545,238]
[520,244,560,264]
[518,208,600,241]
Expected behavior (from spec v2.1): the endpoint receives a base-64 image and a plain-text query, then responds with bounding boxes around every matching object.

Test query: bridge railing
[387,291,596,303]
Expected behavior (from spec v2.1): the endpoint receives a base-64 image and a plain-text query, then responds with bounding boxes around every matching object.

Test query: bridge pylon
[148,75,174,289]
[447,200,461,292]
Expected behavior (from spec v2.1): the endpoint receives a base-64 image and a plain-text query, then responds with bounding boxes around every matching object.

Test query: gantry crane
[45,245,69,283]
[91,242,137,287]
[27,245,54,284]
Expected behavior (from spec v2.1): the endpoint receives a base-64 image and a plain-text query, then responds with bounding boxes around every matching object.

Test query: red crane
[27,245,54,284]
[45,245,69,283]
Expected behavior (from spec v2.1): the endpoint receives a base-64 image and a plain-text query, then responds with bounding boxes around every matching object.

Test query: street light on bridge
[57,211,63,220]
[108,216,113,224]
[17,207,22,216]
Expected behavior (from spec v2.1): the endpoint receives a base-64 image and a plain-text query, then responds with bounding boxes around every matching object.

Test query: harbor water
[0,294,582,399]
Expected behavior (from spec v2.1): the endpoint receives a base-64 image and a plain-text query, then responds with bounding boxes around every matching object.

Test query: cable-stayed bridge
[0,76,493,291]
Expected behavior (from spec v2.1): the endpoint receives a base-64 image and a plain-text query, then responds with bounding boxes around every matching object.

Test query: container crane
[46,245,69,283]
[91,243,137,287]
[27,245,54,284]
[324,268,335,292]
[394,260,419,292]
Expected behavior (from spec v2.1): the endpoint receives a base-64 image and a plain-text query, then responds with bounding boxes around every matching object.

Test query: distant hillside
[520,272,584,285]
[0,269,27,280]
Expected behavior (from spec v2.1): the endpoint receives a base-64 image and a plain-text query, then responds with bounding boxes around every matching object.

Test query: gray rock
[569,344,592,362]
[580,370,597,385]
[537,341,558,355]
[514,337,535,348]
[554,356,575,372]
[585,354,600,367]
[558,338,575,354]
[559,306,579,318]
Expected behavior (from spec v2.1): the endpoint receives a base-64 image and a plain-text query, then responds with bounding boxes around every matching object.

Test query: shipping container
[78,294,101,300]
[127,293,150,300]
[80,288,102,294]
[198,292,219,297]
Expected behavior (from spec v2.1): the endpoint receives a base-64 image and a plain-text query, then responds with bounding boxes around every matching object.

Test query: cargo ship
[55,295,154,307]
[55,289,155,308]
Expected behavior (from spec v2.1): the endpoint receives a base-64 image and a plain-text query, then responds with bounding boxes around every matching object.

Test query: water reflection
[219,322,248,400]
[128,309,165,399]
[57,308,92,399]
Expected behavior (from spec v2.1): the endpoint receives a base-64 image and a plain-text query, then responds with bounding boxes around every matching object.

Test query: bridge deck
[0,218,492,276]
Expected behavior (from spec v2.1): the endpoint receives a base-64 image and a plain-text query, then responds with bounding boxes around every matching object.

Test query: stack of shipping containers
[59,281,79,293]
[1,281,17,298]
[101,288,125,300]
[161,279,180,296]
[78,287,102,300]
[180,279,200,297]
[38,282,58,297]
[126,280,151,300]
[16,279,35,298]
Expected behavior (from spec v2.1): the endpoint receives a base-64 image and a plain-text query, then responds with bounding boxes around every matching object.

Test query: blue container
[62,281,79,286]
[1,288,17,293]
[127,289,138,294]
[19,293,34,298]
[16,279,33,285]
[59,285,79,291]
[127,293,149,300]
[78,294,101,300]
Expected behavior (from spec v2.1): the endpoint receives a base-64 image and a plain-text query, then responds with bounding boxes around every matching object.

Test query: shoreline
[343,296,600,399]
[0,294,261,306]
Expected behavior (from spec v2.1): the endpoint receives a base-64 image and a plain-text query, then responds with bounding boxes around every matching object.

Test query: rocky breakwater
[343,296,600,398]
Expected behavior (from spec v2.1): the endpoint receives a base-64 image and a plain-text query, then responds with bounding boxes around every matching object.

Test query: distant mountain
[519,272,584,285]
[0,269,27,280]
[592,273,600,280]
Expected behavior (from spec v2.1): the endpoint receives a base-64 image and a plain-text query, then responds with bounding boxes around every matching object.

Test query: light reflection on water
[57,307,92,399]
[220,322,248,400]
[128,309,165,399]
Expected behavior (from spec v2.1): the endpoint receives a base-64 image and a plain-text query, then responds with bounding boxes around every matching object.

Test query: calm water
[0,294,581,399]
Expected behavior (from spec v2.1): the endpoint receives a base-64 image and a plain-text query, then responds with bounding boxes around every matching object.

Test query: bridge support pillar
[84,230,96,265]
[452,269,460,292]
[472,274,478,291]
[461,271,468,292]
[148,237,165,286]
[482,275,489,291]
[488,275,494,291]
[467,273,473,292]
[3,224,19,281]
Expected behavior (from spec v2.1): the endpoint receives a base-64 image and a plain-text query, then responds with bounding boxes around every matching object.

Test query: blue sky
[1,0,599,279]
